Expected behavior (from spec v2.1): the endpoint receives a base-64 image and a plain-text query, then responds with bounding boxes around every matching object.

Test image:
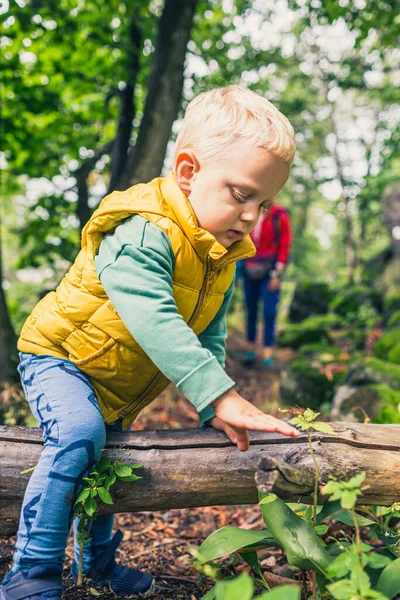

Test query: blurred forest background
[1,0,400,427]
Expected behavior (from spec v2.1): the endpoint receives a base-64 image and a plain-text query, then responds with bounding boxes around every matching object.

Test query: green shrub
[373,328,400,361]
[372,384,400,424]
[330,286,383,318]
[280,359,335,408]
[278,314,339,349]
[384,293,400,323]
[288,281,335,323]
[387,309,400,328]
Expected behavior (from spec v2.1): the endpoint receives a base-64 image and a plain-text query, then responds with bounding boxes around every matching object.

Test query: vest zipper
[119,257,213,420]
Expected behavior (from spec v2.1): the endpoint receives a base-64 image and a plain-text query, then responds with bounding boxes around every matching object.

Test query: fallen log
[1,422,400,539]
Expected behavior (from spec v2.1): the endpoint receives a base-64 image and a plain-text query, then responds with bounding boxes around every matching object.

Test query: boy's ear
[174,149,200,195]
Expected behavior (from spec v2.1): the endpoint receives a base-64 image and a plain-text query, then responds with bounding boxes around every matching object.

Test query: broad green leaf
[104,473,117,489]
[115,465,132,477]
[313,525,329,535]
[127,463,144,469]
[198,526,277,563]
[257,585,300,600]
[75,488,90,504]
[216,574,254,600]
[97,487,113,505]
[328,578,357,600]
[367,553,392,570]
[117,474,141,482]
[331,510,376,528]
[201,586,216,600]
[259,493,331,575]
[377,557,400,598]
[311,422,335,434]
[84,496,97,517]
[238,551,264,581]
[96,457,111,472]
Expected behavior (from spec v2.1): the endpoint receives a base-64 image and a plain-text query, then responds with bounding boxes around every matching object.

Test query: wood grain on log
[1,423,400,539]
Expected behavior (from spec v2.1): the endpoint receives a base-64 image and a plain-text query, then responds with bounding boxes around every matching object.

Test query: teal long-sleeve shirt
[94,214,235,425]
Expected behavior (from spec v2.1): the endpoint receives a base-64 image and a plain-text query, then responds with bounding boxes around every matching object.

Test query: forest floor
[0,328,300,599]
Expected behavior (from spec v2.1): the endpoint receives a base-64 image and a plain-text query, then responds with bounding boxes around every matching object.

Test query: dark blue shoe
[72,530,154,597]
[0,565,63,600]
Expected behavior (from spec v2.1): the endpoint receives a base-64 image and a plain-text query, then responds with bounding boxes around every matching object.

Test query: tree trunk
[0,212,18,385]
[107,13,142,194]
[1,422,400,539]
[117,0,198,190]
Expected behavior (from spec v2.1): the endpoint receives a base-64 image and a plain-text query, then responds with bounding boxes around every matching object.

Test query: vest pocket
[62,330,116,366]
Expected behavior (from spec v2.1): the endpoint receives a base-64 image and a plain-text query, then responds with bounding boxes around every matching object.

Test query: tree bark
[107,13,142,194]
[1,422,400,539]
[117,0,198,190]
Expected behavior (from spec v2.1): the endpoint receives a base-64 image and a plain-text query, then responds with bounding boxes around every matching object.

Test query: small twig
[154,575,197,584]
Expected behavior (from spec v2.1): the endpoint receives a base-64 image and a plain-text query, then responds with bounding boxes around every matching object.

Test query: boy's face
[174,143,290,248]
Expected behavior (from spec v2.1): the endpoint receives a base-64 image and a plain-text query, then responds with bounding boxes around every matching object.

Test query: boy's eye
[231,189,248,203]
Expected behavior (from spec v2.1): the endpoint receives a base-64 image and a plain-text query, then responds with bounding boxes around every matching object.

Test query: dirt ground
[0,330,297,599]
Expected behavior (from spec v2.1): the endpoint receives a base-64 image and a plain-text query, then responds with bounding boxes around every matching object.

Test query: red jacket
[247,204,292,265]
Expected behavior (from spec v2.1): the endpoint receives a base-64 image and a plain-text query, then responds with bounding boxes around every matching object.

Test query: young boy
[1,85,299,600]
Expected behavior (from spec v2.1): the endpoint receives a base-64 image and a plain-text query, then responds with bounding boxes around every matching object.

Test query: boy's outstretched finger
[240,414,300,437]
[233,429,250,452]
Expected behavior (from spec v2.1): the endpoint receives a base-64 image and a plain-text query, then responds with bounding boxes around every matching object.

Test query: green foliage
[74,455,143,583]
[384,295,400,324]
[322,473,366,510]
[288,281,335,323]
[331,287,383,319]
[280,359,336,408]
[278,314,339,349]
[373,330,400,363]
[387,310,400,329]
[202,573,300,600]
[289,408,335,434]
[371,385,400,424]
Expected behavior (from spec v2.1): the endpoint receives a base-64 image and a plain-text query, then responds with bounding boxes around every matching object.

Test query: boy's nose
[240,208,258,223]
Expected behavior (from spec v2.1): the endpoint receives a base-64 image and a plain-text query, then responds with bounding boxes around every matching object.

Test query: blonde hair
[174,85,296,166]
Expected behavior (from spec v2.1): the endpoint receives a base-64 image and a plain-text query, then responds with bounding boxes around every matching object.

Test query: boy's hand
[210,389,300,452]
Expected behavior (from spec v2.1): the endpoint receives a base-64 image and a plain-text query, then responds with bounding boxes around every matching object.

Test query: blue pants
[243,273,280,347]
[11,352,120,576]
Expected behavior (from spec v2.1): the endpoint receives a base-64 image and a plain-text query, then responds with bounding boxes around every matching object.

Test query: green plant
[73,456,143,584]
[196,407,400,600]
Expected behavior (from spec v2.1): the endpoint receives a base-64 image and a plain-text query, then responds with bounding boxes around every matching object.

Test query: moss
[350,357,400,389]
[277,314,339,349]
[280,359,335,408]
[384,294,400,323]
[387,309,400,328]
[297,343,341,358]
[371,384,400,424]
[330,286,383,318]
[288,281,335,323]
[366,357,400,378]
[373,328,400,361]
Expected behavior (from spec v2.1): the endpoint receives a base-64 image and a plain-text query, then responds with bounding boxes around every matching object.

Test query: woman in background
[239,202,292,368]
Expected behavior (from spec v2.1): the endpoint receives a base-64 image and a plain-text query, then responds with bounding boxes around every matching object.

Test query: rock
[277,314,339,350]
[280,359,336,409]
[330,285,383,318]
[332,358,400,423]
[288,281,335,323]
[332,384,400,424]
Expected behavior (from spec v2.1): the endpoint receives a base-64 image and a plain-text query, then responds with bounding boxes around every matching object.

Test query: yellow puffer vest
[18,173,255,429]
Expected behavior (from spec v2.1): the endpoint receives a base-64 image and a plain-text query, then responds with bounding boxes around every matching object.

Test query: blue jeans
[243,273,280,347]
[11,352,120,576]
